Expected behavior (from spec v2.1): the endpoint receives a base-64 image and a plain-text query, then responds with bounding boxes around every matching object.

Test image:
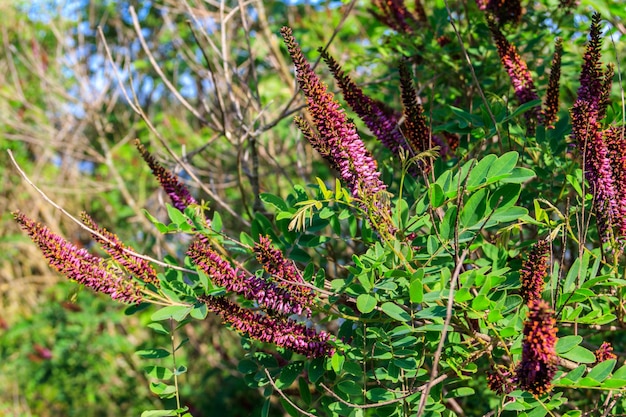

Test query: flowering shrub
[9,2,626,416]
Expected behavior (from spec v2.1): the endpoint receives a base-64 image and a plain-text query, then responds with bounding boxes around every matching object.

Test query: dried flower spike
[542,38,563,129]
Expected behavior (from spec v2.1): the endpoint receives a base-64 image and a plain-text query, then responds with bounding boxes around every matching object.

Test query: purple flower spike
[80,212,160,287]
[369,0,426,34]
[135,139,198,212]
[477,0,523,25]
[188,237,311,317]
[398,60,431,166]
[281,27,396,238]
[488,18,540,132]
[13,211,143,304]
[254,235,314,317]
[570,14,622,243]
[595,341,617,364]
[542,38,563,129]
[519,239,550,304]
[516,300,558,396]
[320,49,406,157]
[199,295,333,358]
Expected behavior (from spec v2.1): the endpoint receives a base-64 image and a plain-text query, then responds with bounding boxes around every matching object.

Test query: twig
[263,368,317,417]
[7,150,195,274]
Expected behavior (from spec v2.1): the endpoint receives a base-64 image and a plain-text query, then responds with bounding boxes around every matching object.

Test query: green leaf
[445,387,475,398]
[587,360,616,383]
[331,353,345,373]
[144,365,174,380]
[277,361,304,389]
[409,279,423,303]
[151,305,191,322]
[356,294,377,314]
[260,193,288,211]
[149,382,177,398]
[500,167,535,184]
[337,380,362,396]
[487,151,519,181]
[613,364,626,379]
[601,379,626,389]
[166,203,187,227]
[308,357,325,383]
[190,302,208,320]
[471,294,490,311]
[141,410,178,417]
[460,188,487,228]
[429,183,445,207]
[439,206,457,241]
[136,349,171,359]
[561,346,596,364]
[147,322,170,335]
[556,335,583,354]
[381,302,411,322]
[467,154,497,190]
[565,365,586,383]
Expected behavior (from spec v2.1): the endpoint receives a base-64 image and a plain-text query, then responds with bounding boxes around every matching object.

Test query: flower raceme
[516,299,558,396]
[198,295,333,358]
[135,139,198,212]
[570,13,624,243]
[81,212,160,288]
[519,239,550,304]
[187,237,313,317]
[280,26,396,239]
[13,211,144,304]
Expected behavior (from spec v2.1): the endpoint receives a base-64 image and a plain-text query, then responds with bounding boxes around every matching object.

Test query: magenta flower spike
[281,27,396,238]
[519,239,550,304]
[199,295,333,358]
[570,13,621,243]
[80,212,160,287]
[320,49,406,157]
[477,0,523,25]
[13,211,143,304]
[135,139,198,212]
[516,300,558,396]
[488,19,541,131]
[595,341,617,363]
[254,235,314,317]
[188,237,311,317]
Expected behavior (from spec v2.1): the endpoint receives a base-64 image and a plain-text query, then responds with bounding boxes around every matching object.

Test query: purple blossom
[199,295,333,358]
[187,237,311,316]
[254,235,314,317]
[477,0,523,25]
[604,126,626,237]
[595,341,617,364]
[398,59,431,167]
[13,211,143,304]
[516,300,558,396]
[81,212,160,287]
[542,38,563,129]
[570,14,621,243]
[135,139,198,212]
[320,49,406,156]
[488,19,541,132]
[487,366,515,395]
[281,27,396,238]
[369,0,426,34]
[519,239,550,304]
